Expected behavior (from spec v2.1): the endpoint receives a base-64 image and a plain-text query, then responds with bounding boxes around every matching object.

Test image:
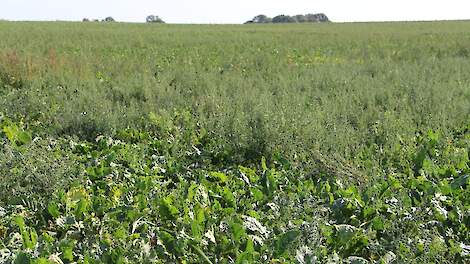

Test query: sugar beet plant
[0,111,469,263]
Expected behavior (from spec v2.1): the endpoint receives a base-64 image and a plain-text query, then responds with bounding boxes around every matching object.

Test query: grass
[0,21,469,263]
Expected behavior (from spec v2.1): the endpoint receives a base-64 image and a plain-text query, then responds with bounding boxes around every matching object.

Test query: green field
[0,21,469,263]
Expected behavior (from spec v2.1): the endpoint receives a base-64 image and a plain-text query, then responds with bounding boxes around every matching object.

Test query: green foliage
[0,21,468,165]
[0,134,84,207]
[0,114,468,262]
[0,21,469,263]
[0,117,31,146]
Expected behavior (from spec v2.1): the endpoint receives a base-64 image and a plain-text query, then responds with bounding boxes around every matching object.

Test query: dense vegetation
[245,13,329,24]
[0,21,469,263]
[82,16,165,24]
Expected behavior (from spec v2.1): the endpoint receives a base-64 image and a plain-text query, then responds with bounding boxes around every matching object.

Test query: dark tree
[82,18,90,22]
[316,13,330,22]
[146,15,165,23]
[104,17,115,22]
[244,13,329,24]
[272,15,295,23]
[305,13,330,22]
[252,14,272,23]
[293,14,307,23]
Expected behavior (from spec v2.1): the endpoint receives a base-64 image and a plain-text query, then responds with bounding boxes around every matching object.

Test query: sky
[1,0,469,24]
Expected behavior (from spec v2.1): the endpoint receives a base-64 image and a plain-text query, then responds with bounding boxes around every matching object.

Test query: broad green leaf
[236,239,255,264]
[451,174,469,189]
[371,217,384,231]
[264,170,277,196]
[239,166,259,183]
[47,202,60,218]
[159,196,179,219]
[275,230,300,257]
[14,252,31,264]
[261,157,268,172]
[34,258,52,264]
[230,221,245,241]
[60,240,75,261]
[250,187,264,201]
[223,187,236,208]
[334,224,358,245]
[17,131,32,145]
[209,171,228,183]
[2,123,19,143]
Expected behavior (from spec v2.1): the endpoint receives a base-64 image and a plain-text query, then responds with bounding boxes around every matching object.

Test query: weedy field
[0,21,469,263]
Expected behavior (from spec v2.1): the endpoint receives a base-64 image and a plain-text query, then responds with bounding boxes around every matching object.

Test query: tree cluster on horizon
[146,15,165,23]
[82,17,116,22]
[82,15,165,23]
[245,13,330,24]
[80,13,328,24]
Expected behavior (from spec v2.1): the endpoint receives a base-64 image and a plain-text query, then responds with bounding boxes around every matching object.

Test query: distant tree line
[82,15,165,23]
[245,13,329,24]
[82,17,116,22]
[146,15,165,23]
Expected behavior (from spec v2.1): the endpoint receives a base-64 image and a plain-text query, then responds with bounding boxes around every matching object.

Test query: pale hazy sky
[1,0,469,23]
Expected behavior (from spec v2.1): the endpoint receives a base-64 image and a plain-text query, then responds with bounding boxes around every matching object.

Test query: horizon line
[1,18,469,24]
